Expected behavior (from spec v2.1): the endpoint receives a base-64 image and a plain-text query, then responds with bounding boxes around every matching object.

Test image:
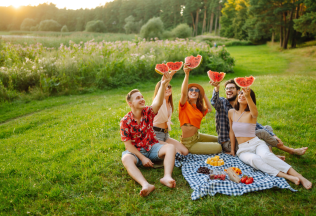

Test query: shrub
[39,20,62,31]
[30,25,39,31]
[162,31,175,39]
[20,18,36,31]
[140,17,164,40]
[124,16,142,34]
[172,23,192,38]
[85,20,106,33]
[61,25,69,32]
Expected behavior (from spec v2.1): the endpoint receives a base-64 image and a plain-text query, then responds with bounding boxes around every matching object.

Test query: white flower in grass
[32,66,36,70]
[140,55,145,60]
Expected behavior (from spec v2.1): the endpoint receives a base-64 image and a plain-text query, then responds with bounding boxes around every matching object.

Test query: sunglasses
[167,85,172,89]
[189,88,200,93]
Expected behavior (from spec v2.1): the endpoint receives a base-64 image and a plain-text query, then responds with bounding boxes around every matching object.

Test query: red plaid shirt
[120,106,159,151]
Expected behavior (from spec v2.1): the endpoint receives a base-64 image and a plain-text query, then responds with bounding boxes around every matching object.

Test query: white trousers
[236,137,291,176]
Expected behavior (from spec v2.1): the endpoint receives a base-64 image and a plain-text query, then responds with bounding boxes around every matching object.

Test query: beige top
[153,99,173,131]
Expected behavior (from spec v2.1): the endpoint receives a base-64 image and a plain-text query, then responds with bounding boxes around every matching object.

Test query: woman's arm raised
[243,88,258,119]
[180,64,190,106]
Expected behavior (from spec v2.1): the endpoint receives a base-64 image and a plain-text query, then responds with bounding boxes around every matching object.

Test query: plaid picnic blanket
[175,153,297,200]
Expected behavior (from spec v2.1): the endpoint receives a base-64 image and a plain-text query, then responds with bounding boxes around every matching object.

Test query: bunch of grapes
[197,167,211,174]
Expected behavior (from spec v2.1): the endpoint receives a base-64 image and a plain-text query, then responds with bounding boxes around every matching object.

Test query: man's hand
[274,136,284,147]
[141,157,154,167]
[209,81,220,92]
[183,64,191,75]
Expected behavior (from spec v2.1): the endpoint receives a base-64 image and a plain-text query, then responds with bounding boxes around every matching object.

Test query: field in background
[0,44,315,215]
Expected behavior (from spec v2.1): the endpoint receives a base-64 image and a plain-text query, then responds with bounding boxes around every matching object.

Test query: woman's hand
[183,64,191,75]
[243,87,251,98]
[161,71,172,85]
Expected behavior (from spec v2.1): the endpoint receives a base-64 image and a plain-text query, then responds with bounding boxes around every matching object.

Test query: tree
[20,18,36,31]
[85,20,106,32]
[294,0,316,36]
[123,15,142,34]
[140,17,164,39]
[61,25,69,32]
[172,23,192,38]
[39,19,61,31]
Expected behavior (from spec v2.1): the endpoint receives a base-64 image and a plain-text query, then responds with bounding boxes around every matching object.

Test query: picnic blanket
[175,153,297,200]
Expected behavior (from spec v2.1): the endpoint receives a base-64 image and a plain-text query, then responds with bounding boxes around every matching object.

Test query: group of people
[120,64,312,197]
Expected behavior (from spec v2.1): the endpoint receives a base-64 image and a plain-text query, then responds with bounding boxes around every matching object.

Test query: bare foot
[139,184,155,197]
[287,176,300,185]
[299,176,312,190]
[293,147,308,156]
[160,176,176,188]
[277,155,285,161]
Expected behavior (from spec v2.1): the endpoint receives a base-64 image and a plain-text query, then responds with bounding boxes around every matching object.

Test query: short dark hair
[224,79,241,91]
[126,89,140,103]
[234,89,256,112]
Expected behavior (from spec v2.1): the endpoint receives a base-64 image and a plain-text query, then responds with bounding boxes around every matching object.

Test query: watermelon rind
[185,55,202,70]
[166,61,183,71]
[234,76,256,88]
[207,71,226,82]
[155,63,169,75]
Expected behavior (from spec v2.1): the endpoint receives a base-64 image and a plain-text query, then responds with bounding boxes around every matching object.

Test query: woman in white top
[153,74,189,155]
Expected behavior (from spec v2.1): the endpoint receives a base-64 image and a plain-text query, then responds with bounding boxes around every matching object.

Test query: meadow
[0,44,315,215]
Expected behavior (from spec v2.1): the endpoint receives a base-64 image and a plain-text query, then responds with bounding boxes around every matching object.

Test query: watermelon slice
[166,61,183,71]
[207,70,226,82]
[234,76,256,88]
[185,55,202,69]
[155,63,169,75]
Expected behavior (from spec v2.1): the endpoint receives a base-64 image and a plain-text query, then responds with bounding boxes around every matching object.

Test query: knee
[182,148,189,156]
[165,144,176,154]
[121,154,136,167]
[259,152,273,161]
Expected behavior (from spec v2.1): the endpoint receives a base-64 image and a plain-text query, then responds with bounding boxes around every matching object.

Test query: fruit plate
[204,159,224,167]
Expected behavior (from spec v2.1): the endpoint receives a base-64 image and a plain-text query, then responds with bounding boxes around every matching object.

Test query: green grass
[0,45,315,215]
[0,31,137,48]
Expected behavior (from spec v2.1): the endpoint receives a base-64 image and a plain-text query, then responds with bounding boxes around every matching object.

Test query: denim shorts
[154,130,170,142]
[121,143,164,166]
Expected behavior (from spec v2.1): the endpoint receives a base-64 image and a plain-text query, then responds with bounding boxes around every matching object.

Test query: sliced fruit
[166,61,183,71]
[155,63,169,75]
[234,76,256,88]
[207,70,226,82]
[185,55,202,69]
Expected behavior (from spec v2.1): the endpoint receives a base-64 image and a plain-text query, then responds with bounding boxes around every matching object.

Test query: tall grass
[0,38,234,102]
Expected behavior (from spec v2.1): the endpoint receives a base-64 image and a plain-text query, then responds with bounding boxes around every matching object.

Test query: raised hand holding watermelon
[185,55,202,70]
[155,63,169,75]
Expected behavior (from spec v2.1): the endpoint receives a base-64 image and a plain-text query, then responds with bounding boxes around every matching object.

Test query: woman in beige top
[153,72,189,155]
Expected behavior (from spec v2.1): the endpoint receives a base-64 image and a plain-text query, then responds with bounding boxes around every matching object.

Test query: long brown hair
[153,81,174,113]
[187,88,206,113]
[234,89,256,111]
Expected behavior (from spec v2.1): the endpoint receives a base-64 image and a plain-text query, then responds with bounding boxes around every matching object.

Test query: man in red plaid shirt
[120,72,176,197]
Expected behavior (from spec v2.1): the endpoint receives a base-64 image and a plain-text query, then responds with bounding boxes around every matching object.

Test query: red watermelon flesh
[207,70,226,82]
[185,55,202,69]
[234,76,256,88]
[155,63,169,75]
[166,61,183,71]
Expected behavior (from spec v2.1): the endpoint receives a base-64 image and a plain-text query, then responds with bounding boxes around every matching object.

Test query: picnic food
[210,174,226,180]
[231,167,242,175]
[224,167,241,183]
[240,175,254,184]
[166,61,183,71]
[197,167,211,174]
[155,63,169,75]
[207,71,226,82]
[185,55,202,69]
[206,156,225,166]
[234,76,255,88]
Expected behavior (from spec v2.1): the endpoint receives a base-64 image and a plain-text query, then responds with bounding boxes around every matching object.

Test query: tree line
[0,0,315,48]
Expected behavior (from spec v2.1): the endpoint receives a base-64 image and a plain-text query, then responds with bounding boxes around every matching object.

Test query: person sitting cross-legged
[120,72,176,197]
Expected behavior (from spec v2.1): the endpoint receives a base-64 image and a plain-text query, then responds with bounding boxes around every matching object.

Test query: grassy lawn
[0,45,315,215]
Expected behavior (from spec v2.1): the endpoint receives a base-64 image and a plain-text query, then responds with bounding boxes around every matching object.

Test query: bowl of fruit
[205,155,225,166]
